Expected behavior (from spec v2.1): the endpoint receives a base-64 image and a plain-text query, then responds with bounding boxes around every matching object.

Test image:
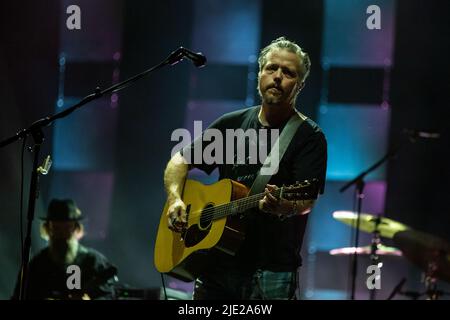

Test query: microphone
[166,47,207,68]
[387,277,406,300]
[403,128,441,139]
[180,47,207,67]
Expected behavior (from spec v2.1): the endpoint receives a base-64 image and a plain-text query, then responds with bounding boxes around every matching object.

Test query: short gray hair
[258,36,311,83]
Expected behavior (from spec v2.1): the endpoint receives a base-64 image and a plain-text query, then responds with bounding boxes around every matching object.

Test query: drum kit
[330,210,450,300]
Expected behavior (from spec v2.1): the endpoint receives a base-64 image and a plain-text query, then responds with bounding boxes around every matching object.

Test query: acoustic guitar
[154,178,318,281]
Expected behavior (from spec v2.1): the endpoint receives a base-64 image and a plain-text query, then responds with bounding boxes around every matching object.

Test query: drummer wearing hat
[12,199,117,300]
[40,199,85,265]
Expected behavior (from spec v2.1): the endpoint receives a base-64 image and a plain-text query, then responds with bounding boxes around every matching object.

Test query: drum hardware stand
[369,215,382,300]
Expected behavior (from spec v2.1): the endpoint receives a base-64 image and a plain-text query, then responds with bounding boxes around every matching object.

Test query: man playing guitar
[162,37,327,300]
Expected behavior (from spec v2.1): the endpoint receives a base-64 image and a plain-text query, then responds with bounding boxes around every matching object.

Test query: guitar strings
[185,189,280,222]
[187,193,263,220]
[185,184,310,222]
[187,193,263,221]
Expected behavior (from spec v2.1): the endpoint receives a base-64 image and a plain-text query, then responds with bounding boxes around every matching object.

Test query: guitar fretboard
[210,189,282,220]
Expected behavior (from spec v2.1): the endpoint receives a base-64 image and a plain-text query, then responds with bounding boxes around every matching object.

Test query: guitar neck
[210,189,281,221]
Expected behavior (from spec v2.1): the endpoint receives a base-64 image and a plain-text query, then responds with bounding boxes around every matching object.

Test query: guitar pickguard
[183,203,214,247]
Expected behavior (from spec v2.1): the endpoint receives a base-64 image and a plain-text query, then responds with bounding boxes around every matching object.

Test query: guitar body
[154,179,249,281]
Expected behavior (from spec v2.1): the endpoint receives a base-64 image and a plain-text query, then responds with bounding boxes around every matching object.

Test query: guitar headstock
[280,178,319,201]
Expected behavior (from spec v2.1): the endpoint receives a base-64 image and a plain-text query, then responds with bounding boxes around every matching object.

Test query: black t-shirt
[13,245,117,300]
[181,105,327,272]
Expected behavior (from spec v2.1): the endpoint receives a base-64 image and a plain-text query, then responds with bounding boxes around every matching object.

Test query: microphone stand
[339,139,410,300]
[0,47,196,300]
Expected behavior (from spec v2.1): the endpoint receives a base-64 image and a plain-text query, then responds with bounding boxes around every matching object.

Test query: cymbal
[330,244,402,256]
[333,211,409,238]
[393,230,450,283]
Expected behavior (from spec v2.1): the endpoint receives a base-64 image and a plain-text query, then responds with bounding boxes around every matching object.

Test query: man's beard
[262,89,284,105]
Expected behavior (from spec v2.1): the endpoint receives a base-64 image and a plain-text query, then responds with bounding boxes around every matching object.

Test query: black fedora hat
[40,199,84,221]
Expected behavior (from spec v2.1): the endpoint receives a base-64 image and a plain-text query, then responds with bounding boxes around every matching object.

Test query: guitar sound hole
[199,203,214,229]
[183,204,214,247]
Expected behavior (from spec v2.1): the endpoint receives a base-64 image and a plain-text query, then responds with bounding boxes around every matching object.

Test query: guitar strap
[248,109,306,196]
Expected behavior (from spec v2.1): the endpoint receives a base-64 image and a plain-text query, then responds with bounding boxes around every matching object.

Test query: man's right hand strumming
[167,198,188,232]
[164,152,190,233]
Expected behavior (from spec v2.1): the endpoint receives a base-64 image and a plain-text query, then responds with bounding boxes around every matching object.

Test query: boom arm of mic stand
[340,150,392,193]
[340,136,415,194]
[0,55,176,149]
